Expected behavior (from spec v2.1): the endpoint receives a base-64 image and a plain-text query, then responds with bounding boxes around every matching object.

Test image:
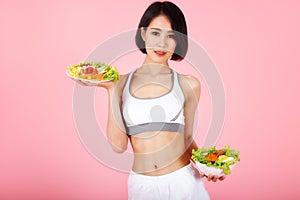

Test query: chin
[147,53,171,65]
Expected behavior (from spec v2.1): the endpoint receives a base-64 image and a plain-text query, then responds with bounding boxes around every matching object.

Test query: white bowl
[195,162,235,177]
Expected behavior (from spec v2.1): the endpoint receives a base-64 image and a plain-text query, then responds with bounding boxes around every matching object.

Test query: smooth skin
[75,15,225,182]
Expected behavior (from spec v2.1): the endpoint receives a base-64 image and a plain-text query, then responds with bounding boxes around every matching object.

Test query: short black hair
[135,1,188,61]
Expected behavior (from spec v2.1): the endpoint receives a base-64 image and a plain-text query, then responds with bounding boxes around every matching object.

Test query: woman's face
[142,15,177,65]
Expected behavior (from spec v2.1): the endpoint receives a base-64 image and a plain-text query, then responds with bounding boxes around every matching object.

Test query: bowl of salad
[66,61,120,84]
[191,145,240,177]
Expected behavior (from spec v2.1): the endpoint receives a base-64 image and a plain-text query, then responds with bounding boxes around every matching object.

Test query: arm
[181,75,225,182]
[180,75,200,158]
[105,76,128,153]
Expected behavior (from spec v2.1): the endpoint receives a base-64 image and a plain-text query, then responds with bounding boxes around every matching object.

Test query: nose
[157,35,167,48]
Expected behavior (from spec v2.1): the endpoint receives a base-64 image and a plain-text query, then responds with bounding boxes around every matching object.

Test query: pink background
[1,0,299,199]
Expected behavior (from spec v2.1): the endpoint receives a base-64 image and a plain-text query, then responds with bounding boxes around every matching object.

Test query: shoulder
[178,73,201,93]
[177,73,201,101]
[178,74,200,89]
[114,73,130,95]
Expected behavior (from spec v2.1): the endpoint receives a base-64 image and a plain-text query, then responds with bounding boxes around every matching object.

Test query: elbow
[110,144,127,153]
[107,137,128,153]
[184,135,194,148]
[106,126,128,153]
[112,146,127,153]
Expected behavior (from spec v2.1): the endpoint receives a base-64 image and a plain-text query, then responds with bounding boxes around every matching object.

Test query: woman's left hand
[200,172,226,182]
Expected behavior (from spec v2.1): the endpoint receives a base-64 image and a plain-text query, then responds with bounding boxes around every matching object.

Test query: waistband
[129,163,195,181]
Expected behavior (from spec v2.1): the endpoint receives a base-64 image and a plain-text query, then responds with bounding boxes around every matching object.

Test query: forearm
[106,88,128,153]
[185,139,198,162]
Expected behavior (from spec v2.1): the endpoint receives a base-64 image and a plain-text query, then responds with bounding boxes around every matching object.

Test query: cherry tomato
[84,66,95,74]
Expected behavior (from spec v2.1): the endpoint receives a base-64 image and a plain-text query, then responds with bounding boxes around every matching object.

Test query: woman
[78,1,224,199]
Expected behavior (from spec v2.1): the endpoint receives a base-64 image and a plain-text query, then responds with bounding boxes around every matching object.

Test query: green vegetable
[191,145,240,175]
[68,61,120,82]
[102,66,120,82]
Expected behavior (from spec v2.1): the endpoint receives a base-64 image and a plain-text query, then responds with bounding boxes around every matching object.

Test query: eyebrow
[149,28,175,33]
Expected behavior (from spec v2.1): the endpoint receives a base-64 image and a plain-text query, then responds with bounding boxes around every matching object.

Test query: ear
[141,27,146,42]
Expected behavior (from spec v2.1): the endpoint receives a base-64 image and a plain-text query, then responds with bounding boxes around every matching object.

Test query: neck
[143,54,169,67]
[138,63,171,76]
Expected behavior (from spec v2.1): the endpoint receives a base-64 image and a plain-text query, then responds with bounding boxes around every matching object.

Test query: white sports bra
[122,68,185,136]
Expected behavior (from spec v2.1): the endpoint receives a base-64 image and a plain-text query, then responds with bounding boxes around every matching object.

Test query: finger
[200,172,206,178]
[219,176,226,181]
[74,79,84,85]
[207,175,212,181]
[78,80,89,86]
[212,176,218,182]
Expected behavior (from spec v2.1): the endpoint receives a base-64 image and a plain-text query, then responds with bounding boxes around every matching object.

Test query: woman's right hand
[73,78,116,90]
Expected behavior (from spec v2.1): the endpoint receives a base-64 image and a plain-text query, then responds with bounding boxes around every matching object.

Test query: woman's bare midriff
[130,131,191,176]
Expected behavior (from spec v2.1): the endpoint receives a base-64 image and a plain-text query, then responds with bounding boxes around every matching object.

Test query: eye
[151,31,160,36]
[168,34,175,39]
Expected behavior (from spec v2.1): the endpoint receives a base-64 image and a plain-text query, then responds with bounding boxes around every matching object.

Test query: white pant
[128,163,210,200]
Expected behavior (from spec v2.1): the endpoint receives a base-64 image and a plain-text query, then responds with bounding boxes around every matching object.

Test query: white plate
[195,162,235,177]
[66,70,111,84]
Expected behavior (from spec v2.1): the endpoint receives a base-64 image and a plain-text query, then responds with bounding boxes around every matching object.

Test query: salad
[67,61,120,82]
[191,145,240,176]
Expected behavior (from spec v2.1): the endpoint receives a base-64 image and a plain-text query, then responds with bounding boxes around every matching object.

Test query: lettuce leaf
[102,66,120,82]
[191,145,240,175]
